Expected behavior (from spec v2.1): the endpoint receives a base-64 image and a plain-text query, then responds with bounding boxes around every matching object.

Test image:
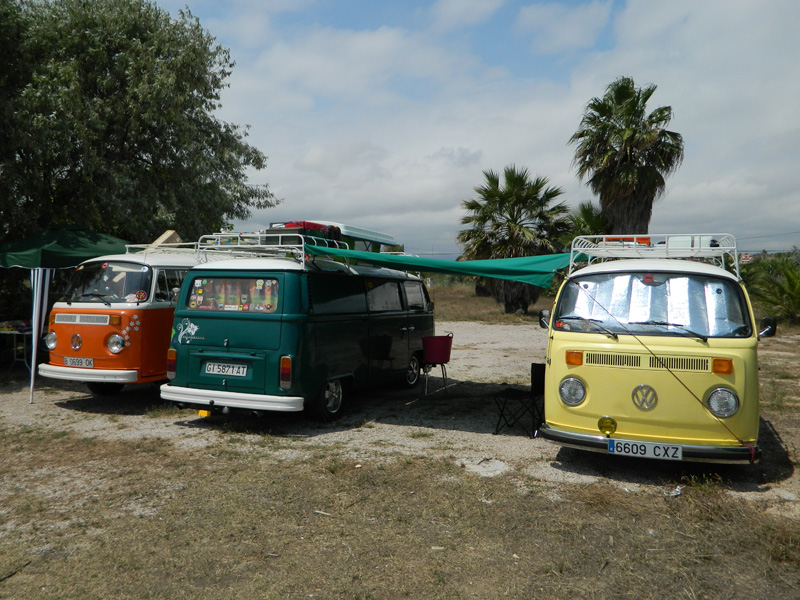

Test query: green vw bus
[160,225,434,420]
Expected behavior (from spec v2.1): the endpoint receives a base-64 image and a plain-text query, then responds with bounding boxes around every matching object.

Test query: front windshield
[62,261,153,304]
[554,271,752,338]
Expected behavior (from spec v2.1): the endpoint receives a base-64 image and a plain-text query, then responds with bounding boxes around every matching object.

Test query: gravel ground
[2,321,798,518]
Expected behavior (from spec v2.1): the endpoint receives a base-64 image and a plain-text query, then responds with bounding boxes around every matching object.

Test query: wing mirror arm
[758,316,777,339]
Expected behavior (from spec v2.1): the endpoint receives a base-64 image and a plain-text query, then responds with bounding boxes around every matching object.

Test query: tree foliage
[457,165,570,313]
[742,252,800,324]
[569,76,684,234]
[0,0,277,244]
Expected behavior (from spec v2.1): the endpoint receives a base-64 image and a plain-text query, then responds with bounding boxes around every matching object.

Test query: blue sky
[158,0,800,257]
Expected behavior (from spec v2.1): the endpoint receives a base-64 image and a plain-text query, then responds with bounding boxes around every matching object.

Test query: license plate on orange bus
[608,439,682,461]
[65,357,93,368]
[204,362,247,377]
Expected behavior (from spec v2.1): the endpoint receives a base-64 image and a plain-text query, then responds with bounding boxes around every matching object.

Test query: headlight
[107,334,125,354]
[707,388,739,418]
[559,377,586,406]
[45,331,57,350]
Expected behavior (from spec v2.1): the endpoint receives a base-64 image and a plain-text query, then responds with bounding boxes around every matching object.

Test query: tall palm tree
[457,165,570,313]
[569,76,684,234]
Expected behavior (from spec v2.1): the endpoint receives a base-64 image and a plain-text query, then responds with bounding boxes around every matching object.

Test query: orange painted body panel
[46,306,176,383]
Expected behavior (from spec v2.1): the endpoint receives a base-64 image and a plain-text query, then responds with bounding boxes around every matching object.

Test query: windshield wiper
[628,320,708,342]
[79,293,112,307]
[558,315,618,340]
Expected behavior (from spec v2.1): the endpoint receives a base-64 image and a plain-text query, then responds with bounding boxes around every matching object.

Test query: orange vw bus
[39,245,204,395]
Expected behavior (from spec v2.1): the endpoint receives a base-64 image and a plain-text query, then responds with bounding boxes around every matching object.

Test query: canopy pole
[28,268,50,404]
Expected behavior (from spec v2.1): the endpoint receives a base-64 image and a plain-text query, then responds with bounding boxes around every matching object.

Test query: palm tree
[457,165,570,313]
[560,200,610,248]
[569,76,684,234]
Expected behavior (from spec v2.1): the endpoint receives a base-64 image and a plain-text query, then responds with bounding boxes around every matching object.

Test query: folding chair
[422,333,453,395]
[493,362,545,438]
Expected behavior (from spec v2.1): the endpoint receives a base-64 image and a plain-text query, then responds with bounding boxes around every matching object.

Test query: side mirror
[539,309,551,329]
[758,316,777,339]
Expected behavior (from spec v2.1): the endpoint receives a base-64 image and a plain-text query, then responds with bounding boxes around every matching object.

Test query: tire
[87,382,124,396]
[403,353,421,388]
[309,379,345,422]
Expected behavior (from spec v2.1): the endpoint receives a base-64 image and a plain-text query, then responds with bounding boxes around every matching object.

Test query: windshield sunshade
[554,271,751,338]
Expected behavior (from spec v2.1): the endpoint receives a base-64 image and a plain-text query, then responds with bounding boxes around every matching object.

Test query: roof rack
[570,234,739,277]
[196,231,350,267]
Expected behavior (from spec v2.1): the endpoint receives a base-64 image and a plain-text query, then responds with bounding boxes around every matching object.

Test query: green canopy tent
[0,225,130,402]
[304,244,571,288]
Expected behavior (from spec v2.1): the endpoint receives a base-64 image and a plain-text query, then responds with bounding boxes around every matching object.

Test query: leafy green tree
[0,0,277,243]
[743,254,800,324]
[569,76,684,234]
[457,165,570,313]
[560,200,609,248]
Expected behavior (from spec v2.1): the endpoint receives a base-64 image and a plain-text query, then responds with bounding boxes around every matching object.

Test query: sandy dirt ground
[1,321,798,518]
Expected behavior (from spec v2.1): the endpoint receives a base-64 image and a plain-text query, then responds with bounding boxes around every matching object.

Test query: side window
[309,274,367,314]
[153,269,170,302]
[403,281,428,311]
[367,280,403,312]
[155,269,187,302]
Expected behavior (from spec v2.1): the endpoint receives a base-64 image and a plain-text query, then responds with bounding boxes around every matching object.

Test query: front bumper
[38,363,139,384]
[538,423,760,464]
[160,383,305,413]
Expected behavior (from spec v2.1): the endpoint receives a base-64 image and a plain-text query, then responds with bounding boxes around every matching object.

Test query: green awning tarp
[0,224,130,269]
[305,245,571,288]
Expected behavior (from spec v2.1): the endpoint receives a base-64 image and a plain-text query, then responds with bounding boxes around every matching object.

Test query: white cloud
[173,0,800,255]
[517,1,613,54]
[430,0,506,31]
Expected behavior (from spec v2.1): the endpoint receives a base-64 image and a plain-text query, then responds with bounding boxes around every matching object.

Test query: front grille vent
[585,352,641,367]
[649,355,710,372]
[55,314,110,325]
[583,351,711,372]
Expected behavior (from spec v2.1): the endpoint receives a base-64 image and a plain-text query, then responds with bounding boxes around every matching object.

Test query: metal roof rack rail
[569,233,740,277]
[195,232,350,267]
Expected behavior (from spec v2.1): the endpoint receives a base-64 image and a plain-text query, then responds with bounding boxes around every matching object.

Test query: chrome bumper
[38,363,139,383]
[160,383,305,412]
[538,424,761,464]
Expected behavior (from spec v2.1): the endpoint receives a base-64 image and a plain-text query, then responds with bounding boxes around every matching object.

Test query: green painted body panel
[168,264,434,410]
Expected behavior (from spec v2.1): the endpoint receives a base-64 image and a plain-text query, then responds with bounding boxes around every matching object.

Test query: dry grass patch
[2,423,800,599]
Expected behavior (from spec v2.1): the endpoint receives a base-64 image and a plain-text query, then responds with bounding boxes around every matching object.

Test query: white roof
[80,250,204,268]
[571,258,739,281]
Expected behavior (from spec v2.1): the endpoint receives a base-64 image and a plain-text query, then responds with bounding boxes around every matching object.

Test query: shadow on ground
[41,372,796,492]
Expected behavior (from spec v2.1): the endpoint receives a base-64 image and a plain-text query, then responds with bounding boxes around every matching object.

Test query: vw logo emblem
[70,333,82,350]
[632,384,657,410]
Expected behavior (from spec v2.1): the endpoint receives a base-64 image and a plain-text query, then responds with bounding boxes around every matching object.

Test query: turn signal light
[565,351,583,366]
[167,348,177,380]
[712,357,734,375]
[109,315,121,325]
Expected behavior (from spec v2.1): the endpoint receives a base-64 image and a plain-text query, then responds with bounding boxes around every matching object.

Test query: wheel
[87,382,124,396]
[309,379,345,422]
[403,353,421,388]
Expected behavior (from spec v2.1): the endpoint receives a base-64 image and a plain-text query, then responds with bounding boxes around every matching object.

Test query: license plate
[608,439,683,461]
[65,357,94,368]
[204,362,247,377]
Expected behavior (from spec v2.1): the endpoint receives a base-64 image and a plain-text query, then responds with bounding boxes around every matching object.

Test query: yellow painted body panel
[544,281,760,449]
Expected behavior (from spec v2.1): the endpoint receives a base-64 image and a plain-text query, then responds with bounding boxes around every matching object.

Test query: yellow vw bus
[538,234,776,463]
